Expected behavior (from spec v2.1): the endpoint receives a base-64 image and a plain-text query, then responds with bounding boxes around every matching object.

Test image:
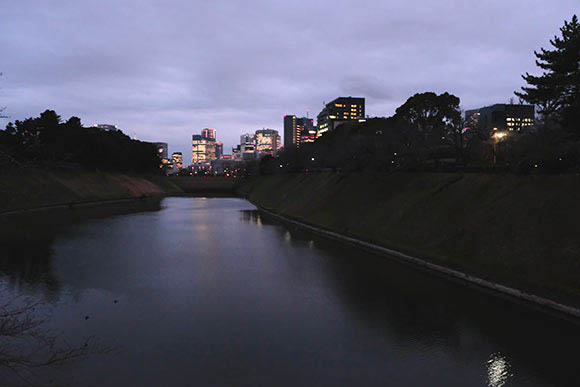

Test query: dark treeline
[262,15,580,175]
[0,110,160,173]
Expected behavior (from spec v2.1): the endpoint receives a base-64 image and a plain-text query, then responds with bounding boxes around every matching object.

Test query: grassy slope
[241,172,580,306]
[0,168,182,213]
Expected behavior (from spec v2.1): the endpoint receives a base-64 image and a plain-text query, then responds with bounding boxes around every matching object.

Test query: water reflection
[242,208,580,386]
[1,200,579,386]
[0,200,162,296]
[487,353,512,387]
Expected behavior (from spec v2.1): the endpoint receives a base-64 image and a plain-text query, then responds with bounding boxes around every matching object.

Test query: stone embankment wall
[241,172,580,311]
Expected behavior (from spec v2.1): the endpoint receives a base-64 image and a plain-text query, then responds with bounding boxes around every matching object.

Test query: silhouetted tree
[394,92,461,146]
[0,110,160,173]
[515,15,580,135]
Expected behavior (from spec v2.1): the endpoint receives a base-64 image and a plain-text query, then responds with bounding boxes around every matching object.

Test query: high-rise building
[154,142,168,160]
[240,133,255,146]
[154,142,169,171]
[317,97,365,137]
[239,133,256,160]
[284,115,299,148]
[300,117,316,145]
[255,129,281,156]
[191,135,205,164]
[465,104,535,134]
[215,142,223,159]
[232,145,242,161]
[201,128,216,141]
[284,116,315,148]
[172,152,183,169]
[191,131,217,165]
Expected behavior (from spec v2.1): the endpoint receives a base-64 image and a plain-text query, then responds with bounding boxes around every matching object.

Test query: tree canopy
[394,92,461,145]
[515,15,580,134]
[0,110,160,173]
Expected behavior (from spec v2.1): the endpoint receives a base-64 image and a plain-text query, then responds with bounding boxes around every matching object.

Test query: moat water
[1,197,579,386]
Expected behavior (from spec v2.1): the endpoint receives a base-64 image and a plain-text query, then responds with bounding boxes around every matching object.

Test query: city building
[94,124,119,131]
[317,97,365,137]
[240,133,256,160]
[201,128,216,141]
[465,104,535,134]
[255,129,281,156]
[284,116,315,148]
[284,115,299,148]
[154,142,168,160]
[172,152,183,169]
[232,145,242,161]
[192,128,219,165]
[300,117,316,145]
[240,133,255,148]
[215,142,223,159]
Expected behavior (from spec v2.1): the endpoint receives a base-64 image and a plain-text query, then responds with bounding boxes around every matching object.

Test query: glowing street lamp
[492,131,509,166]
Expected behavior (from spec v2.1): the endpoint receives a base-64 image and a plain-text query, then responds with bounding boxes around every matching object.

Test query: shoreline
[0,194,165,217]
[253,203,580,322]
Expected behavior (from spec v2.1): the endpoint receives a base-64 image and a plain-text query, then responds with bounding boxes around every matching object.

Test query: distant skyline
[0,1,577,156]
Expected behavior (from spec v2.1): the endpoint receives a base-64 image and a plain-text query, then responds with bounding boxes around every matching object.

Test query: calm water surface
[1,197,579,386]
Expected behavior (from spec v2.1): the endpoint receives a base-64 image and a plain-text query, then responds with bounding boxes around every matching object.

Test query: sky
[0,1,577,158]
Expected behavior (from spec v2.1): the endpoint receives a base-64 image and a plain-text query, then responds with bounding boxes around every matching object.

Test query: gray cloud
[0,0,577,158]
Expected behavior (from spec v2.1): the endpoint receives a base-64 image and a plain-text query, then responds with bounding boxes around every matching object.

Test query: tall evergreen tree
[515,15,580,133]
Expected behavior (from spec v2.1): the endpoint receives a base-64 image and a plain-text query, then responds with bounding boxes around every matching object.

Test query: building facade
[300,117,316,145]
[284,115,315,148]
[283,115,300,148]
[192,133,217,165]
[201,128,216,141]
[255,129,281,156]
[465,104,535,135]
[154,142,168,160]
[172,152,183,169]
[215,142,223,159]
[317,97,365,137]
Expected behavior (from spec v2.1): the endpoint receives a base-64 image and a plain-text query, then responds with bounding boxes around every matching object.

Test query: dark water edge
[1,197,579,386]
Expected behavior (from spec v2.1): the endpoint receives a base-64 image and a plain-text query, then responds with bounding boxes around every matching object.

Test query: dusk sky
[1,1,577,157]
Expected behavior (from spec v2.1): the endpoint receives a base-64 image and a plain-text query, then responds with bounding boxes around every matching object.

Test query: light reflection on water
[0,197,579,386]
[487,353,512,387]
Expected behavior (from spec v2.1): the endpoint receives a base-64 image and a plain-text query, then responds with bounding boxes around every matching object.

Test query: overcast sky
[1,1,577,158]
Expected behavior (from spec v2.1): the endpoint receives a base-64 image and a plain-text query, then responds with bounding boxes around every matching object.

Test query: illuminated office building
[172,152,183,169]
[465,104,535,134]
[317,97,365,137]
[215,142,223,159]
[284,115,315,148]
[201,128,216,141]
[154,142,168,160]
[240,133,256,160]
[192,129,217,165]
[255,129,281,156]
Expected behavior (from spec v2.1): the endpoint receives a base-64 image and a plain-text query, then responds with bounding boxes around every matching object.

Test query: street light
[492,131,508,166]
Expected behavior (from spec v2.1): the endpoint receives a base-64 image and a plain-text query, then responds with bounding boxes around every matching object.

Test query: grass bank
[240,172,580,310]
[0,167,183,214]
